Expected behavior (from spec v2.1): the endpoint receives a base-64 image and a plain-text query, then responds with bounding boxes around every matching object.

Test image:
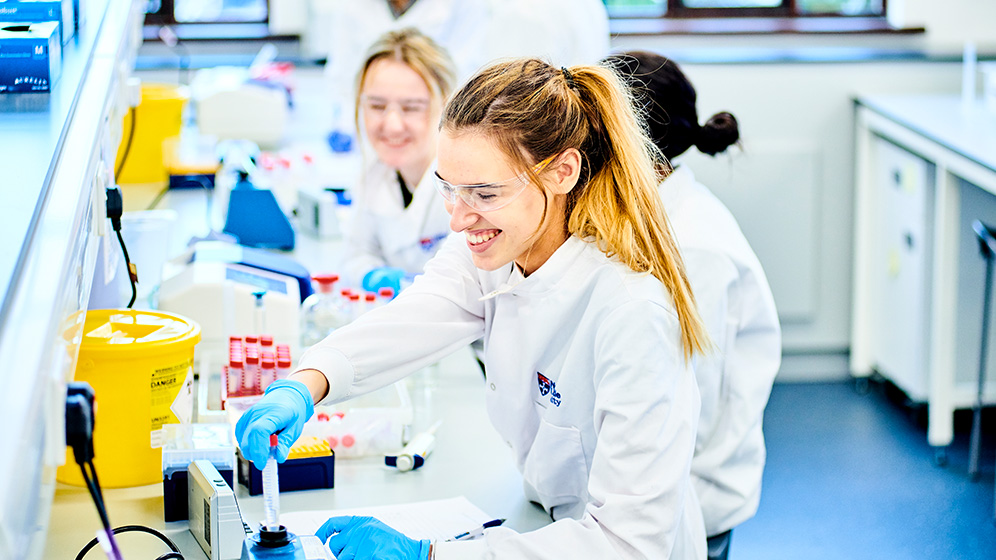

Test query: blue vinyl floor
[734,379,996,560]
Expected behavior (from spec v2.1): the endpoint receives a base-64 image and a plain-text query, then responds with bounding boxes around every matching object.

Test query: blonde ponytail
[442,59,709,361]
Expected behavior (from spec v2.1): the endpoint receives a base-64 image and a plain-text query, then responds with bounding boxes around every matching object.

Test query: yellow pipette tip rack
[287,437,333,459]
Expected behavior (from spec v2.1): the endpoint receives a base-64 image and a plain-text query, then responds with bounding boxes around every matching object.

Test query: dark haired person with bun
[608,50,782,560]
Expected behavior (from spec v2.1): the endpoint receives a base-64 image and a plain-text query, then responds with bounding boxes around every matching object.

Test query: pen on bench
[448,518,506,541]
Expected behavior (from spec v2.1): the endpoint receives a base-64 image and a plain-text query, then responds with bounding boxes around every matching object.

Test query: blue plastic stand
[223,174,295,250]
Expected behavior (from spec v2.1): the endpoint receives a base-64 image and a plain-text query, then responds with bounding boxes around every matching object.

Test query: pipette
[262,434,280,530]
[385,420,442,472]
[252,290,267,334]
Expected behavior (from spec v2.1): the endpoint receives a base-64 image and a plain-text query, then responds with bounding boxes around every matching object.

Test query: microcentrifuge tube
[262,434,280,530]
[243,352,258,392]
[226,361,241,396]
[260,352,276,391]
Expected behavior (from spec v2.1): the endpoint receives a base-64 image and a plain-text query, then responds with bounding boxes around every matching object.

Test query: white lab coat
[660,164,782,537]
[342,158,452,286]
[484,0,610,67]
[298,235,707,559]
[317,0,610,135]
[318,0,491,132]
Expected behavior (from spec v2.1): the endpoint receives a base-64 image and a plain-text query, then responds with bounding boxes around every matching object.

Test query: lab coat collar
[659,162,696,208]
[479,236,589,300]
[358,158,439,211]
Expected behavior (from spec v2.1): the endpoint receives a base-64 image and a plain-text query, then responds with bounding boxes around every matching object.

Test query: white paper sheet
[280,496,494,542]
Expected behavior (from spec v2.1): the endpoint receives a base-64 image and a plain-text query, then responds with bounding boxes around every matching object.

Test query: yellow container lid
[81,309,201,357]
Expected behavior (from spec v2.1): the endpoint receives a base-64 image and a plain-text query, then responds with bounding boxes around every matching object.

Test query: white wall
[610,1,992,378]
[894,0,996,51]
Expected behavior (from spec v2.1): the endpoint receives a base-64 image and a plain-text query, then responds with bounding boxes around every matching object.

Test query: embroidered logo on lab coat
[537,373,561,407]
[420,233,448,252]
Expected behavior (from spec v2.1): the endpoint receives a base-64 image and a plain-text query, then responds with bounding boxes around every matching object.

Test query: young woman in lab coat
[237,58,710,558]
[343,28,457,292]
[609,51,782,560]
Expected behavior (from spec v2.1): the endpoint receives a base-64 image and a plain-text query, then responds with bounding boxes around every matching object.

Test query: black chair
[970,220,996,522]
[707,530,732,560]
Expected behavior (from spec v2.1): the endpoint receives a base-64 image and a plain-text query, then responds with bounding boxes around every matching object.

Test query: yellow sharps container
[57,309,200,488]
[114,83,189,185]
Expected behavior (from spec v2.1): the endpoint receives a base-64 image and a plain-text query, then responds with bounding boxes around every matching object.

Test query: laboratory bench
[46,346,553,559]
[850,93,996,450]
[42,145,554,556]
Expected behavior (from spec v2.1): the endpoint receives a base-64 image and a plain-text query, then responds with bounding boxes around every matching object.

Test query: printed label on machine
[300,537,332,558]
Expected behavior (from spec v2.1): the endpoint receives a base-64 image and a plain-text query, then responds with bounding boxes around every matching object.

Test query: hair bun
[695,111,739,156]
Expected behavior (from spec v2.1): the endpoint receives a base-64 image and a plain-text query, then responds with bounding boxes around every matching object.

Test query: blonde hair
[354,27,457,130]
[441,58,708,361]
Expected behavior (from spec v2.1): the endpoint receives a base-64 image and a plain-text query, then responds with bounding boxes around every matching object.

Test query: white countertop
[45,347,552,559]
[855,94,996,175]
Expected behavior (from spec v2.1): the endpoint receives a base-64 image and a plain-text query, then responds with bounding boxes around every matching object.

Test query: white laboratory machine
[158,260,301,363]
[189,460,249,560]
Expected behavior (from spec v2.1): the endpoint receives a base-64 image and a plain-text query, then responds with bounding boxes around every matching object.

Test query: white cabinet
[852,95,996,448]
[868,137,933,401]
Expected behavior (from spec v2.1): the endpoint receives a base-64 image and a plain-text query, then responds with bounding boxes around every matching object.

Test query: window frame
[144,0,270,26]
[604,0,888,19]
[142,0,904,42]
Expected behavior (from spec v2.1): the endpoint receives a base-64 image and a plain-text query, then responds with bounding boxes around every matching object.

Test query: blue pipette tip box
[236,449,335,496]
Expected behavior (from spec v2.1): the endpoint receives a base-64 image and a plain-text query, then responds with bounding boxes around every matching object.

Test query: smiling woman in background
[343,28,457,294]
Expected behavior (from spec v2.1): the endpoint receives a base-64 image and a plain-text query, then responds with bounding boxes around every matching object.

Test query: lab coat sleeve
[683,247,781,534]
[435,299,703,559]
[297,235,486,402]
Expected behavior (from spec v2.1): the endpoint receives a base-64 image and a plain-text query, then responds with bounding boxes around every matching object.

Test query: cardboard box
[0,20,60,93]
[0,1,74,44]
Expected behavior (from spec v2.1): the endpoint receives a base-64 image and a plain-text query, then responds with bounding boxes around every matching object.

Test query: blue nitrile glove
[362,267,405,294]
[234,379,315,467]
[317,516,430,560]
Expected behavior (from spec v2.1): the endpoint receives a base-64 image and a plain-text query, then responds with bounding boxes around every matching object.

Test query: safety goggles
[433,156,555,212]
[360,95,431,121]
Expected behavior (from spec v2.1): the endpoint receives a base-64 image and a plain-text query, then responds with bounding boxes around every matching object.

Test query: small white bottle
[348,292,361,322]
[301,274,348,346]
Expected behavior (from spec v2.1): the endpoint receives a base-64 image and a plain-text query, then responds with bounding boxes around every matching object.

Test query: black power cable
[67,383,185,560]
[66,385,123,560]
[105,186,138,308]
[74,525,184,560]
[115,107,137,180]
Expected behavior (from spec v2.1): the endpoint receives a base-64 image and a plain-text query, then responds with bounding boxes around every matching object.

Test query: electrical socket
[126,76,141,108]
